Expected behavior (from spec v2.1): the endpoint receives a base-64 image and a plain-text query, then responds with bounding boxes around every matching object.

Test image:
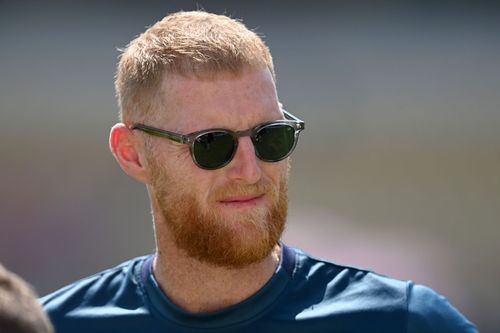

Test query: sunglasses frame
[131,109,305,170]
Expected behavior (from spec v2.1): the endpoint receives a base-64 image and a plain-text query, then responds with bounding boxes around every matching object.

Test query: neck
[152,233,281,314]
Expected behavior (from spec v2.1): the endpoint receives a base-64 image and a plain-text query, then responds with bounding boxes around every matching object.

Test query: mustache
[211,180,276,201]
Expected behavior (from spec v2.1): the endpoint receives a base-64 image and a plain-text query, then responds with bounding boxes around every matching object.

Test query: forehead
[156,68,281,131]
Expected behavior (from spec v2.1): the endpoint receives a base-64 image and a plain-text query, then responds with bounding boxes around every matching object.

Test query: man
[0,264,54,333]
[41,11,478,333]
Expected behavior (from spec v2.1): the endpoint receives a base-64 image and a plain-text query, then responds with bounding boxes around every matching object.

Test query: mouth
[218,194,265,208]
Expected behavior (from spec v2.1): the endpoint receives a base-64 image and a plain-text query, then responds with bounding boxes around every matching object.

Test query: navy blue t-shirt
[41,245,477,332]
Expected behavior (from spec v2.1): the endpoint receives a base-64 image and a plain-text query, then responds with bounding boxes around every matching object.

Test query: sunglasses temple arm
[282,110,305,130]
[131,124,188,144]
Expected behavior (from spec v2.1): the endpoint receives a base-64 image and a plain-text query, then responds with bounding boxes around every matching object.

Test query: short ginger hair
[115,11,276,123]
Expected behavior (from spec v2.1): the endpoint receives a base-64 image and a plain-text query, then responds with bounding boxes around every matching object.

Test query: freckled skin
[110,67,288,313]
[148,68,286,218]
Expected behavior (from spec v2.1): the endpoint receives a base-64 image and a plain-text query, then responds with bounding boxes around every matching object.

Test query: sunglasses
[131,110,305,170]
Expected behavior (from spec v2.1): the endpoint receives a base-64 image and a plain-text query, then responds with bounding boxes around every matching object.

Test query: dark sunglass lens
[193,131,236,169]
[254,124,295,161]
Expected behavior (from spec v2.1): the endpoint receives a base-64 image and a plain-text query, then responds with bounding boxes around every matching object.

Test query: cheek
[263,160,288,185]
[151,144,195,179]
[178,164,219,203]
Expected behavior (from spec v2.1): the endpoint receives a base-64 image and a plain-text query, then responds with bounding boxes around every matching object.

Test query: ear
[109,123,149,184]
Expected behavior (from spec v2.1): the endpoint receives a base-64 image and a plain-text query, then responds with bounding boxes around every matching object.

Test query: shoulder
[40,256,150,326]
[407,284,478,333]
[290,247,409,301]
[289,248,409,310]
[282,246,478,332]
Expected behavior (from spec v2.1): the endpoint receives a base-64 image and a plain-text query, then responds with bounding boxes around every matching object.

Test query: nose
[226,136,262,184]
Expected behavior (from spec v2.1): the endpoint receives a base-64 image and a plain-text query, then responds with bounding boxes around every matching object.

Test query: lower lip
[218,195,265,208]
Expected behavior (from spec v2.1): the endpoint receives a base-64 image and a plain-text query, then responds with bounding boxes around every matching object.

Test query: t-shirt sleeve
[407,282,478,333]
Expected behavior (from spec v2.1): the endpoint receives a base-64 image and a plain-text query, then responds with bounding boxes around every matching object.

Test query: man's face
[144,68,289,268]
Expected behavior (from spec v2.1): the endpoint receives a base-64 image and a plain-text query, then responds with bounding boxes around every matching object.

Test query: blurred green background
[1,1,499,332]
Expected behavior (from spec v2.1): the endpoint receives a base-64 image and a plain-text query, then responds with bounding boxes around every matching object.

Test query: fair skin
[110,68,287,313]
